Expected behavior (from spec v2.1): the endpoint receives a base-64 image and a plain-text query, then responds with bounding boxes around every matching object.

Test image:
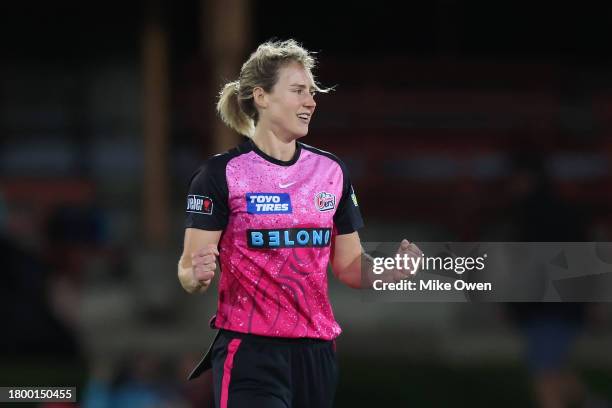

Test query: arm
[178,228,222,294]
[329,159,422,287]
[331,232,423,289]
[330,232,365,289]
[180,155,231,294]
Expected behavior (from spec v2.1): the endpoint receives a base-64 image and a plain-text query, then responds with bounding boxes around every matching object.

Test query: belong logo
[315,192,335,212]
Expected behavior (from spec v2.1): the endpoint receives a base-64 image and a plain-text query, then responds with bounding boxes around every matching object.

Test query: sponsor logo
[246,193,292,214]
[350,186,359,207]
[187,195,213,215]
[314,192,336,212]
[247,228,332,248]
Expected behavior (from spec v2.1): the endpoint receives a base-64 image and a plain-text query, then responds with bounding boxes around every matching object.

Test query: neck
[251,127,297,162]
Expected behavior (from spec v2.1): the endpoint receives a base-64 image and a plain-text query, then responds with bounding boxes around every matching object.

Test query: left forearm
[334,251,376,289]
[333,237,422,289]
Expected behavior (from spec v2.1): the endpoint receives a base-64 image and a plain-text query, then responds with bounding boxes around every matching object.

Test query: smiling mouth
[297,113,311,123]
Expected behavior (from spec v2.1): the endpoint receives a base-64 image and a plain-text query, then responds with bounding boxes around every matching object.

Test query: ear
[253,87,268,109]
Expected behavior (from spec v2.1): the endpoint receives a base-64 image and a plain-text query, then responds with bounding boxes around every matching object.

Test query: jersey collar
[248,138,302,166]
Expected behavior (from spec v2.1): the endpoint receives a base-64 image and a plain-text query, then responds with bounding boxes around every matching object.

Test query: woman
[178,39,420,408]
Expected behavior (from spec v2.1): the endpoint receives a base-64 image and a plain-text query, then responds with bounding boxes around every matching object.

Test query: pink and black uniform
[185,139,363,408]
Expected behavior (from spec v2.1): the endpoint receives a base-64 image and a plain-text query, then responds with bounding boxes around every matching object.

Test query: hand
[392,239,423,281]
[191,244,220,289]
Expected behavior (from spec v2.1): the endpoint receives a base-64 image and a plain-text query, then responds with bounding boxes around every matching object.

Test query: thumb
[399,239,411,251]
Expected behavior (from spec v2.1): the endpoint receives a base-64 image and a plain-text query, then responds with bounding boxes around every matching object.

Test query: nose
[304,93,316,110]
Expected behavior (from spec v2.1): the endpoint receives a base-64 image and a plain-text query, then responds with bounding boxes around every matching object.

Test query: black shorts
[209,329,338,408]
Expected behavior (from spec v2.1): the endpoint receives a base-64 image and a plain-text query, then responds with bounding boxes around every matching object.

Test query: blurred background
[1,1,612,407]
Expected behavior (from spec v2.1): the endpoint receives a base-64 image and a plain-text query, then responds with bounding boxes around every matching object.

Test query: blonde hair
[216,39,329,137]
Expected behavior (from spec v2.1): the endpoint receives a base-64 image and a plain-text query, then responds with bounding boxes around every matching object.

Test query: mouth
[296,113,311,124]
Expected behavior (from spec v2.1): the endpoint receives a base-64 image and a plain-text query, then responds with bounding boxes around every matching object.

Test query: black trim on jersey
[249,138,302,166]
[301,143,364,235]
[185,141,252,230]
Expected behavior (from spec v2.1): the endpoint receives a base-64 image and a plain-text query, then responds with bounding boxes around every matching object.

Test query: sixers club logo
[186,195,213,215]
[314,192,335,212]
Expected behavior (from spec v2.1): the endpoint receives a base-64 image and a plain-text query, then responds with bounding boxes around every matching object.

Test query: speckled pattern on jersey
[185,140,363,340]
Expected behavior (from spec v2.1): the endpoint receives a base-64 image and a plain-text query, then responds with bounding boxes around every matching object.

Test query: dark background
[1,1,612,407]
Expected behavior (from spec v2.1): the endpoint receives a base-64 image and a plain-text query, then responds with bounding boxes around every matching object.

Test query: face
[255,62,317,140]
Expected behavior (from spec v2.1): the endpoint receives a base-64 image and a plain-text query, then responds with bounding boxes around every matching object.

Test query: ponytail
[216,80,255,137]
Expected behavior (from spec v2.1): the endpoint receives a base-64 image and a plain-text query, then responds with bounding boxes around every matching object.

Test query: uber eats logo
[246,193,292,214]
[186,195,213,215]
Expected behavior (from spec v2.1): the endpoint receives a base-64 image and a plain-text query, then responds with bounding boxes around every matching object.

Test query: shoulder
[190,140,252,181]
[299,142,348,172]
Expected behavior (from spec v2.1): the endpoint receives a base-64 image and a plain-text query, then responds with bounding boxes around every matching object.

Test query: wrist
[178,261,201,293]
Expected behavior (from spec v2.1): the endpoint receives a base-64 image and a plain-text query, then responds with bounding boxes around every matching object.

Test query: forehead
[276,62,314,87]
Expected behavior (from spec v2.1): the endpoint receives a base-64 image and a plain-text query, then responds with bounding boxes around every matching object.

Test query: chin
[295,126,309,138]
[287,131,307,141]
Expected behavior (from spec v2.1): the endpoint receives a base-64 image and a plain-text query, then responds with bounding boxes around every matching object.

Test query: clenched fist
[179,243,220,293]
[392,239,423,281]
[191,244,220,288]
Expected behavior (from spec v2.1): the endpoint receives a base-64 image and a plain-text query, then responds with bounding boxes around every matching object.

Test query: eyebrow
[289,83,315,89]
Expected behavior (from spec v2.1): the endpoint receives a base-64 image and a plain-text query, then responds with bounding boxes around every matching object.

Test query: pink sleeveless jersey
[185,139,363,340]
